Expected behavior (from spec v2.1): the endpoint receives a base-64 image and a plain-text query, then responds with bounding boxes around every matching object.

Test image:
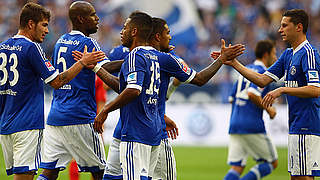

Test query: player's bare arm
[94,88,141,133]
[164,114,179,140]
[50,47,105,89]
[96,68,120,93]
[73,50,124,73]
[102,60,124,73]
[248,92,276,119]
[262,85,320,108]
[190,39,245,86]
[225,59,273,88]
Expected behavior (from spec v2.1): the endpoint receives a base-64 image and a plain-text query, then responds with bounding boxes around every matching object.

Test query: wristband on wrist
[92,63,102,73]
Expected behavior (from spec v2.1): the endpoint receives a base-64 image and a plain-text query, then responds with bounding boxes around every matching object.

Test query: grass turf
[0,146,315,180]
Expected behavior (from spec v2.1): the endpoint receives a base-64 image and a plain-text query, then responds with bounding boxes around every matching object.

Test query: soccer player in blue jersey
[38,2,118,180]
[94,11,163,180]
[223,9,320,180]
[223,40,278,180]
[97,16,245,179]
[0,2,104,180]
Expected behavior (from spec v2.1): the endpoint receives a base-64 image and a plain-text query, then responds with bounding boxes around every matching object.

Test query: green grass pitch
[0,146,317,179]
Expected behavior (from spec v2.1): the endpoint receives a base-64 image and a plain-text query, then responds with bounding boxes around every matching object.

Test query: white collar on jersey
[253,60,267,70]
[12,34,32,42]
[293,39,309,55]
[134,46,156,51]
[69,30,85,36]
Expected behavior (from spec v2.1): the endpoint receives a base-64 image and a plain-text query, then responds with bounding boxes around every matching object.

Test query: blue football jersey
[150,50,196,139]
[229,61,270,134]
[47,30,109,126]
[0,35,58,134]
[265,40,320,135]
[119,46,162,146]
[112,50,196,140]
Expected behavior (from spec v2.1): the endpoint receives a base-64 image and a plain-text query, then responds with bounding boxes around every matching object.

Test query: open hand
[94,110,108,134]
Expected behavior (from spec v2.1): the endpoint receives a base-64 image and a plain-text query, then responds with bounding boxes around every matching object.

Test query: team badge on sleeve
[45,61,55,71]
[127,72,137,84]
[308,70,319,82]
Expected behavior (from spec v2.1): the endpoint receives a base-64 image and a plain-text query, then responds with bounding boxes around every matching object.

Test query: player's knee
[41,169,59,180]
[231,165,245,174]
[271,160,278,169]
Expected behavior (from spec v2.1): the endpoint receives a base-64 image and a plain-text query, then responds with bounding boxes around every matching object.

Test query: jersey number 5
[0,53,19,86]
[57,47,68,72]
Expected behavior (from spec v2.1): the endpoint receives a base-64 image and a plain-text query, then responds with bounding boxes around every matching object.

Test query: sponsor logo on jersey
[127,72,137,83]
[45,61,55,71]
[308,70,319,82]
[180,60,191,75]
[285,81,298,87]
[57,38,80,46]
[290,66,296,75]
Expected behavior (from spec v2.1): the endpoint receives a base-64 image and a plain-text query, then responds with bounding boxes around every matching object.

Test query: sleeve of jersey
[29,43,58,84]
[264,51,286,81]
[88,38,110,66]
[123,52,146,91]
[247,83,262,96]
[164,53,196,83]
[301,47,320,87]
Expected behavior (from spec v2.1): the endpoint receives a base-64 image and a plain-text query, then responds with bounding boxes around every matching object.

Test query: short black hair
[283,9,308,34]
[149,17,167,41]
[255,40,275,59]
[128,11,153,41]
[19,2,51,29]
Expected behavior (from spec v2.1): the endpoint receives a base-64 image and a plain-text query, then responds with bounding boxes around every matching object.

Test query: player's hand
[262,87,284,109]
[77,46,106,69]
[210,51,220,60]
[266,106,277,119]
[219,39,245,65]
[164,115,179,140]
[94,110,108,134]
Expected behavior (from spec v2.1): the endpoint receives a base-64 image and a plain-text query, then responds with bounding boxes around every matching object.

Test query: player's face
[159,24,172,53]
[278,16,297,44]
[120,18,133,48]
[266,47,277,67]
[32,19,49,43]
[84,5,99,34]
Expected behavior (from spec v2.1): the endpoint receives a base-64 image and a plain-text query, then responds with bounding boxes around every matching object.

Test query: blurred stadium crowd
[1,0,318,103]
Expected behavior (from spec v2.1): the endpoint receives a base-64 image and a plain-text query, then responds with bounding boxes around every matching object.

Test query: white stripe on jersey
[129,48,138,72]
[168,54,183,69]
[305,43,315,69]
[33,43,46,61]
[90,38,101,51]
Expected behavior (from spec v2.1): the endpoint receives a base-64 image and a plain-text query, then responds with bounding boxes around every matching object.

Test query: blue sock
[224,169,240,180]
[37,174,49,180]
[240,162,273,180]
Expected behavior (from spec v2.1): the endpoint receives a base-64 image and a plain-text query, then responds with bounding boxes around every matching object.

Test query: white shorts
[227,134,278,166]
[288,134,320,176]
[120,141,160,180]
[153,138,177,180]
[0,129,42,175]
[103,137,122,179]
[40,124,106,172]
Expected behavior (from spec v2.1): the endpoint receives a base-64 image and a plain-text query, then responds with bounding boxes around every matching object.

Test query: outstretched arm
[96,68,120,93]
[50,46,105,89]
[225,59,273,88]
[190,39,245,86]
